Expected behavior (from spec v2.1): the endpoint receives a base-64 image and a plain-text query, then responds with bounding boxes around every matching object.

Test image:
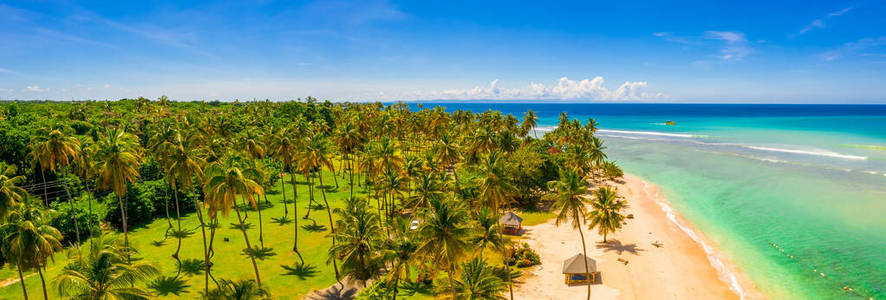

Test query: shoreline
[514,174,763,299]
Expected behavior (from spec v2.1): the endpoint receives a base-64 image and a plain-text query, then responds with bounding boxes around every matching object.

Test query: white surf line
[641,180,747,300]
[742,145,867,160]
[596,129,698,138]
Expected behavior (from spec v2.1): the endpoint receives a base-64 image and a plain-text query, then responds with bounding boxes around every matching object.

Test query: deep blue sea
[411,103,886,299]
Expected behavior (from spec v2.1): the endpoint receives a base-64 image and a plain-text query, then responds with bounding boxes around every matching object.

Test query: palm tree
[406,172,444,211]
[587,186,626,243]
[548,168,592,300]
[160,131,211,293]
[33,129,82,244]
[298,133,341,280]
[0,162,27,219]
[433,133,462,192]
[381,217,418,300]
[471,208,503,258]
[522,110,538,139]
[203,155,265,289]
[447,257,508,300]
[474,151,515,299]
[416,197,472,300]
[269,129,304,263]
[55,232,160,300]
[2,198,64,300]
[329,198,383,285]
[205,279,268,300]
[94,127,143,259]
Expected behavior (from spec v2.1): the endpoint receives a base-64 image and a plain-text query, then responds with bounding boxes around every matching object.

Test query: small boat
[665,120,676,126]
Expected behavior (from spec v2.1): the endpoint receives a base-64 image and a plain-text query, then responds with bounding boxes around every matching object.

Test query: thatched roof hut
[562,253,598,284]
[499,212,523,234]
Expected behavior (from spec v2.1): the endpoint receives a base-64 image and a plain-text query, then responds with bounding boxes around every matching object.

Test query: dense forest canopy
[0,97,623,299]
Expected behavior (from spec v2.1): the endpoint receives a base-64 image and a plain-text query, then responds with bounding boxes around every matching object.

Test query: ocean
[412,103,886,299]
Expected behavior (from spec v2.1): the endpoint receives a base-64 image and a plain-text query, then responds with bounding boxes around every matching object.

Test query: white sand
[514,174,763,300]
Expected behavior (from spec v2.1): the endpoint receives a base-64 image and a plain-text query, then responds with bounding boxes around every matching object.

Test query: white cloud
[704,31,752,61]
[828,6,853,17]
[798,6,853,35]
[799,19,825,34]
[0,67,15,74]
[104,84,111,89]
[25,85,45,92]
[818,36,886,62]
[397,77,667,101]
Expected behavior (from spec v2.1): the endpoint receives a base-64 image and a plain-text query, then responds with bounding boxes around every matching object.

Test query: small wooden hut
[562,253,597,284]
[499,212,523,235]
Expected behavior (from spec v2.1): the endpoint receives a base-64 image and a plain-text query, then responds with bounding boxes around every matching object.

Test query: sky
[1,0,885,103]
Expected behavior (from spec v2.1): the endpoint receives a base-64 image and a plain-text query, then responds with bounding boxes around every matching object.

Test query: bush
[507,243,541,268]
[355,281,395,300]
[50,195,104,244]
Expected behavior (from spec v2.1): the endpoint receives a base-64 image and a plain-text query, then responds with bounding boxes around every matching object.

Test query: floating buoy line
[769,242,877,299]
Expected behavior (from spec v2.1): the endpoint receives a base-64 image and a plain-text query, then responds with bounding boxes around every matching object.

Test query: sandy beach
[514,174,762,300]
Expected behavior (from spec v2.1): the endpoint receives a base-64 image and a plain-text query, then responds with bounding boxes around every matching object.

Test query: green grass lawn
[0,170,380,299]
[1,167,555,299]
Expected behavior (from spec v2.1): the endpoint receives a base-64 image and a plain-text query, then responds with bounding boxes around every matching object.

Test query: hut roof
[499,212,523,226]
[562,253,598,274]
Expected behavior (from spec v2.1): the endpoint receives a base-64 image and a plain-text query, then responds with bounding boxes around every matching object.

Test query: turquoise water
[415,103,886,299]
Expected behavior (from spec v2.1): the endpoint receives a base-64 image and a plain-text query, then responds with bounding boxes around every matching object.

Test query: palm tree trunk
[280,173,288,218]
[86,190,94,237]
[447,266,457,300]
[173,186,183,276]
[61,170,81,245]
[234,202,262,288]
[191,187,212,297]
[578,224,591,300]
[163,181,173,231]
[497,218,514,300]
[317,174,340,281]
[304,174,314,219]
[37,265,47,300]
[16,263,28,300]
[348,155,355,198]
[117,193,130,264]
[40,169,48,207]
[255,192,264,248]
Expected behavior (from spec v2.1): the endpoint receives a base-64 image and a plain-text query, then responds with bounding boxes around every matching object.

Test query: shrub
[507,243,541,268]
[50,195,104,244]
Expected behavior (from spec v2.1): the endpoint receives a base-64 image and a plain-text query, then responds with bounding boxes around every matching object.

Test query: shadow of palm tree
[596,239,644,255]
[281,263,319,279]
[308,283,359,300]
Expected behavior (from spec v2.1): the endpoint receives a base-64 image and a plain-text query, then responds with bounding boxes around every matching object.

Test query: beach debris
[617,258,629,265]
[652,241,663,248]
[627,214,634,219]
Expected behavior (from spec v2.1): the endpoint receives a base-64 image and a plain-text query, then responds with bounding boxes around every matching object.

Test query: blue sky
[1,0,885,103]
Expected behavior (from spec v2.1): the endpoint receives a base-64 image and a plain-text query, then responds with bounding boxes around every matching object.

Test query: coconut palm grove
[0,98,625,299]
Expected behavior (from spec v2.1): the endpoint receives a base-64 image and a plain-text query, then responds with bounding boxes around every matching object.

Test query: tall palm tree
[55,232,160,300]
[471,208,503,258]
[160,131,210,293]
[2,198,64,300]
[416,197,472,300]
[447,257,508,300]
[522,110,538,139]
[433,133,462,192]
[406,172,444,211]
[33,129,82,244]
[0,162,27,219]
[587,186,626,243]
[203,155,265,289]
[269,129,304,263]
[94,127,143,261]
[298,133,341,280]
[548,168,592,300]
[329,198,383,285]
[474,151,515,299]
[381,217,418,300]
